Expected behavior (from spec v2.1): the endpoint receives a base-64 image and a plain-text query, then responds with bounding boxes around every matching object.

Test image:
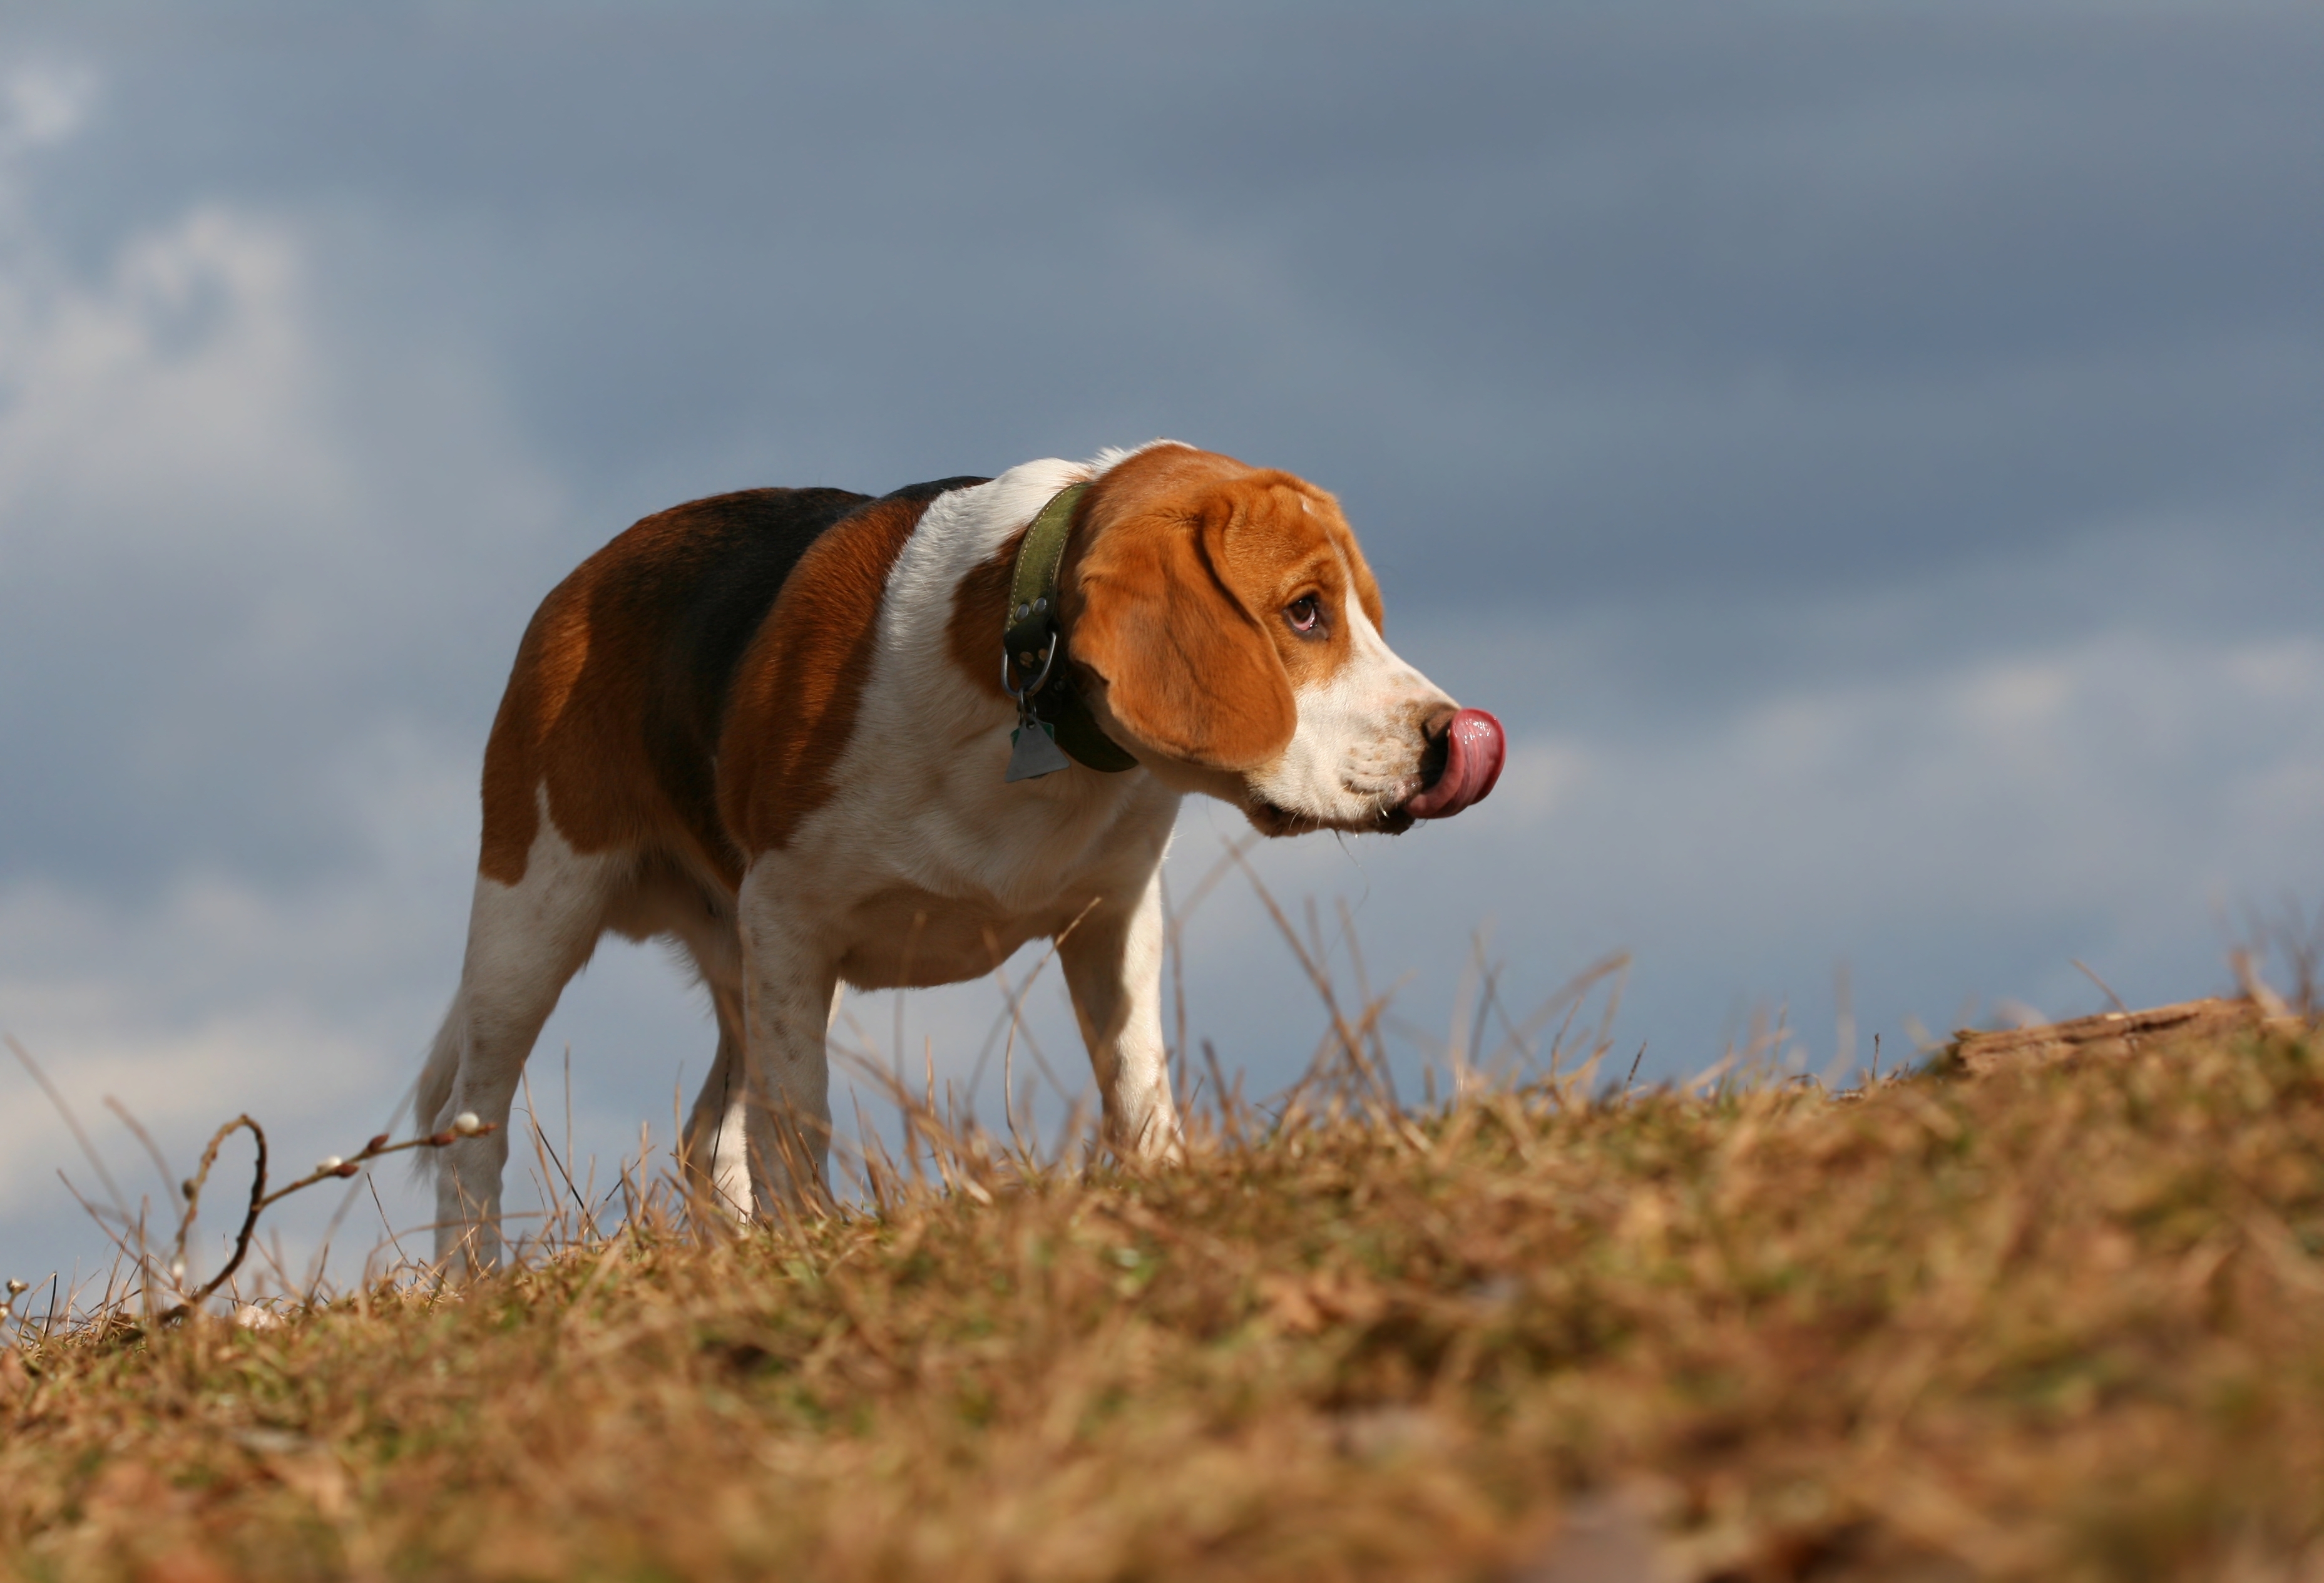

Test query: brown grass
[5,1007,2324,1582]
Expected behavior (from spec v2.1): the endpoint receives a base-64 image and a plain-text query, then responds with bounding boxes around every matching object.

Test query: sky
[1,1,2319,1299]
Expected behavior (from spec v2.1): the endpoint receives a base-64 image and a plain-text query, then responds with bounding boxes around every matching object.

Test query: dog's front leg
[736,859,840,1212]
[1058,870,1182,1162]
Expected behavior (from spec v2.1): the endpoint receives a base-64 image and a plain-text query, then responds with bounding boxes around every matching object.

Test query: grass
[4,997,2324,1581]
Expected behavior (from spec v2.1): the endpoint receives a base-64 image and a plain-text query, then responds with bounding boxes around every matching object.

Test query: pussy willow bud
[366,1134,391,1153]
[315,1155,343,1173]
[0,1304,12,1323]
[4,1279,26,1295]
[452,1112,484,1137]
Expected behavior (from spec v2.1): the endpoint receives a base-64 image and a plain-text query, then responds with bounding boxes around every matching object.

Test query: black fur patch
[636,478,989,873]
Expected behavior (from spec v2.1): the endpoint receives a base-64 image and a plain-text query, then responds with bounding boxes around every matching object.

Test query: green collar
[1001,483,1138,778]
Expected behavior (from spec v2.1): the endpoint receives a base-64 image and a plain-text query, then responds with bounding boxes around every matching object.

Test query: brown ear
[1067,499,1296,771]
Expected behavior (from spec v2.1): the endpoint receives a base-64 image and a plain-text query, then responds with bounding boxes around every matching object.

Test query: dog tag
[1006,717,1072,782]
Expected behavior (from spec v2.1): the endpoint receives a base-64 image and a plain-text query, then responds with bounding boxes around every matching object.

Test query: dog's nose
[1405,707,1504,819]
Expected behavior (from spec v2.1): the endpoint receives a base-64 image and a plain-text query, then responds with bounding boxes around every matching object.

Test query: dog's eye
[1286,596,1322,635]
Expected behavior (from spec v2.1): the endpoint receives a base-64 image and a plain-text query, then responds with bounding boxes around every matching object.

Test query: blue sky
[3,1,2320,1294]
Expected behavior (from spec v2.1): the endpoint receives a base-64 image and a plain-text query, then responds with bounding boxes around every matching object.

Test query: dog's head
[1064,443,1502,836]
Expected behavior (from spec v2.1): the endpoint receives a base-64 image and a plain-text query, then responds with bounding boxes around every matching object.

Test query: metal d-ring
[1002,632,1058,702]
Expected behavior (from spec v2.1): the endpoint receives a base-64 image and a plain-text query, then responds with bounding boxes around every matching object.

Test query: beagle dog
[417,441,1502,1269]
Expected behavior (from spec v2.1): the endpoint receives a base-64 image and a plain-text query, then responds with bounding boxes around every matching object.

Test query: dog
[416,441,1503,1269]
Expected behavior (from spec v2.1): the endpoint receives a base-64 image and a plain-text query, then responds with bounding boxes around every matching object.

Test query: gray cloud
[19,4,2318,598]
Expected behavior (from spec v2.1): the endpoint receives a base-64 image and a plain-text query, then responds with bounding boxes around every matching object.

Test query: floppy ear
[1068,503,1296,772]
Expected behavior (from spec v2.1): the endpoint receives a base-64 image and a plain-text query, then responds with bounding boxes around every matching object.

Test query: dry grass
[5,1006,2324,1582]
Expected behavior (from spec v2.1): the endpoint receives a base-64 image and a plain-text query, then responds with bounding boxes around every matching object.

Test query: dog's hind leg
[424,819,622,1275]
[680,985,752,1222]
[643,878,754,1225]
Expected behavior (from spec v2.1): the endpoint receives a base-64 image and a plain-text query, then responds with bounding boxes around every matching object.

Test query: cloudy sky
[3,1,2319,1295]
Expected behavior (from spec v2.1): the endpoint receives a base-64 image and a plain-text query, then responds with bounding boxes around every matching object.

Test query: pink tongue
[1407,707,1505,820]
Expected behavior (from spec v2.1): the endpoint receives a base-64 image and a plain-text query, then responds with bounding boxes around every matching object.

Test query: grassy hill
[4,1016,2323,1581]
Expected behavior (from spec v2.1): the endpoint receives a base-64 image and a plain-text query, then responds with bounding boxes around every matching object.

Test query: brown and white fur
[415,441,1502,1271]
